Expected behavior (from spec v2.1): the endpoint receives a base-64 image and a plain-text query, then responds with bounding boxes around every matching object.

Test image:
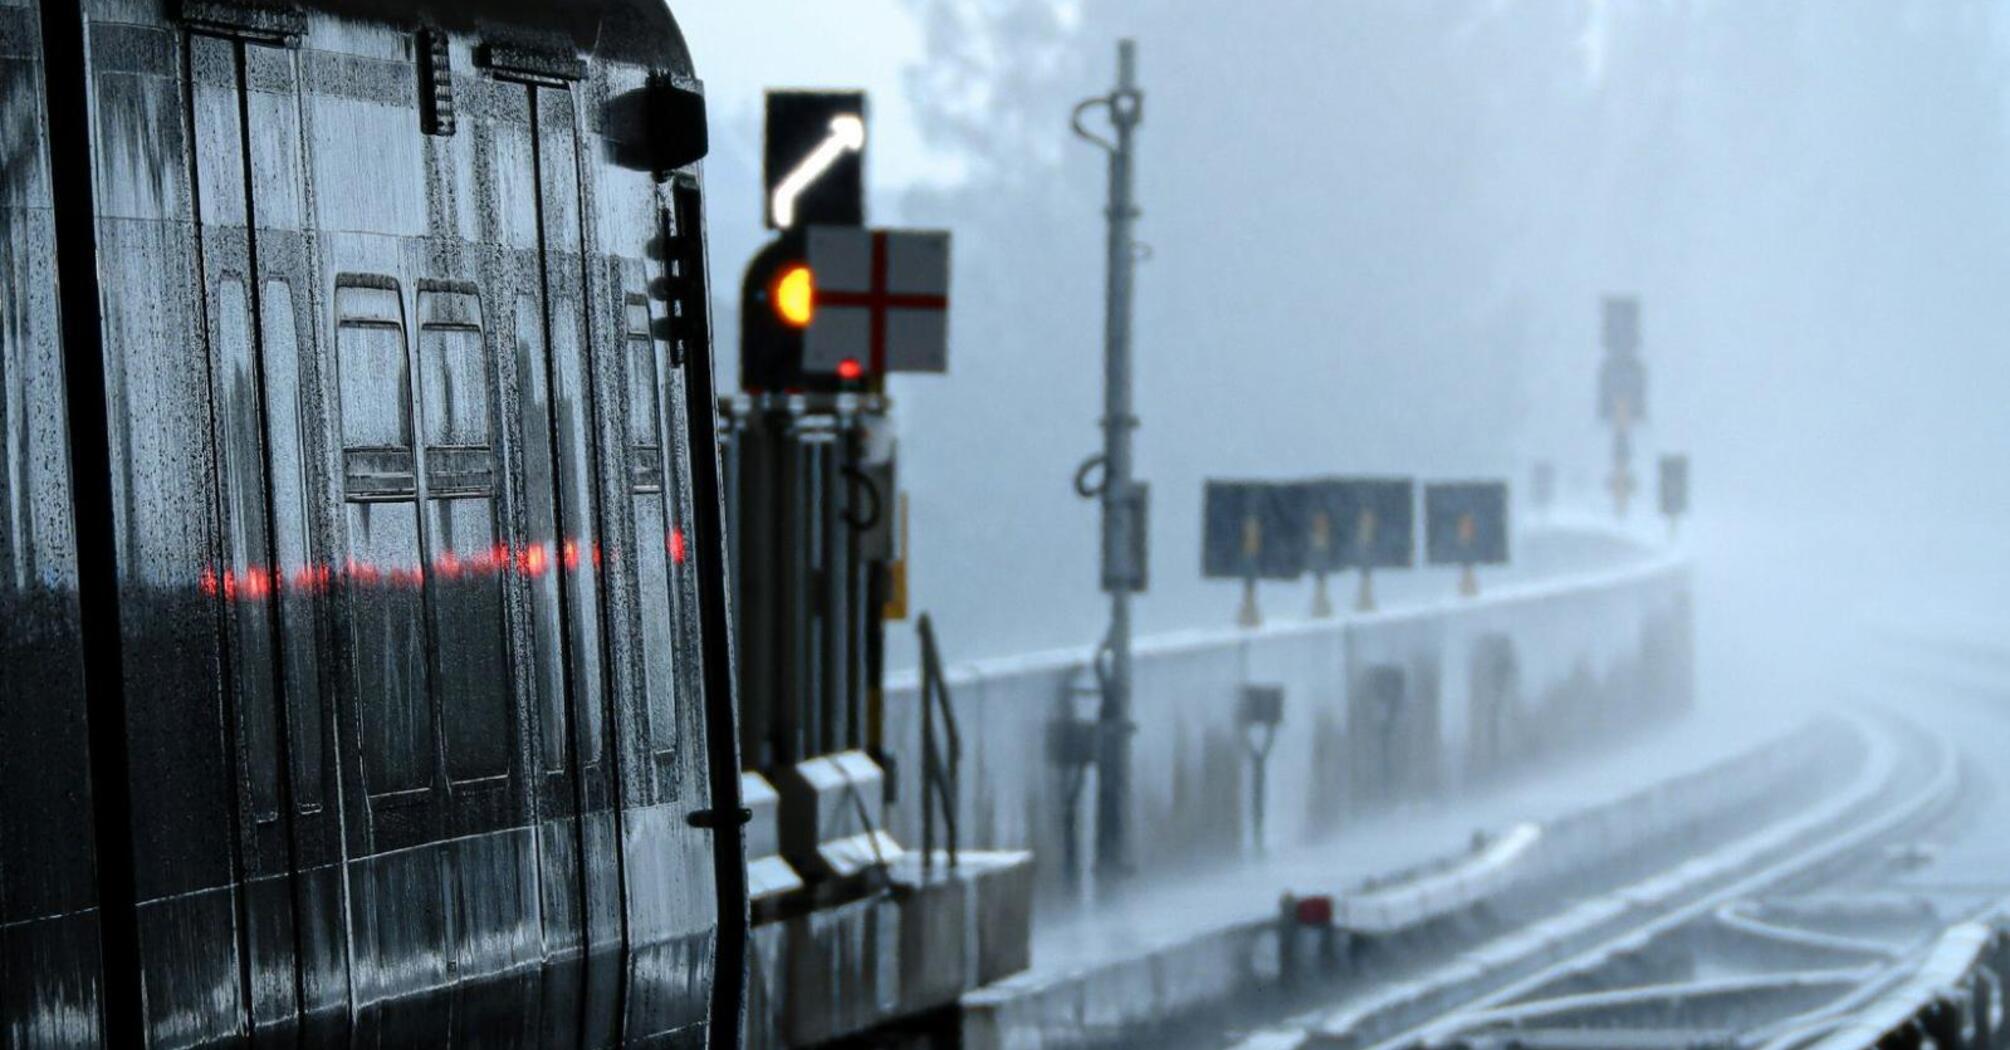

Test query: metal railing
[917,613,962,872]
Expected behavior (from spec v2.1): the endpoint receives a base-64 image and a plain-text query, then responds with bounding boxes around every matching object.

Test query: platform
[962,705,1805,1049]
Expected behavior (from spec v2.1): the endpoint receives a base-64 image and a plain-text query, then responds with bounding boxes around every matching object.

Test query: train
[0,1,745,1045]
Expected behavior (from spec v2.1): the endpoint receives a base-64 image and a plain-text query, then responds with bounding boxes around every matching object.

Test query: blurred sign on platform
[1425,482,1510,566]
[1302,478,1414,572]
[1204,481,1306,580]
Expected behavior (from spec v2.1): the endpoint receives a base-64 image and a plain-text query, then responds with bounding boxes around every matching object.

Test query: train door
[185,27,346,1044]
[414,273,535,1047]
[302,32,552,1046]
[481,63,629,1045]
[329,268,459,1043]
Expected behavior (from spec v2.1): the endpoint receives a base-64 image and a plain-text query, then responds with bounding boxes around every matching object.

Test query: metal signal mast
[1073,40,1146,881]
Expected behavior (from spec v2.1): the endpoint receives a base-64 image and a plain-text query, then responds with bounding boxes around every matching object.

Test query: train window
[335,282,413,451]
[260,278,324,812]
[418,282,510,784]
[418,284,491,449]
[626,297,661,456]
[336,275,433,799]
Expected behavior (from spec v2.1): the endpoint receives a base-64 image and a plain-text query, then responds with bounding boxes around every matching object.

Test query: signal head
[773,264,815,328]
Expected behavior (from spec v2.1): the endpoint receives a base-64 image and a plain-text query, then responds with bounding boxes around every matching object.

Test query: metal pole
[1610,409,1634,518]
[1098,40,1141,883]
[1075,40,1144,881]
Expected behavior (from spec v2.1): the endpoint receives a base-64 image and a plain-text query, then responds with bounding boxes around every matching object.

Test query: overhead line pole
[1074,39,1144,882]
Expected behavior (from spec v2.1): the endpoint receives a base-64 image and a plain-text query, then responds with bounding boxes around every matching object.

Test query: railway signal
[1659,454,1689,535]
[1598,296,1648,518]
[1425,482,1510,596]
[729,89,982,988]
[740,227,952,392]
[743,91,952,395]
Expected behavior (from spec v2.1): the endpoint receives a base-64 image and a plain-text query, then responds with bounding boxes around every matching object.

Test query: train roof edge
[204,0,697,78]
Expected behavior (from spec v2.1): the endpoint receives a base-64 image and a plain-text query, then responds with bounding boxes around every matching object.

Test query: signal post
[1598,296,1647,518]
[726,90,1032,1048]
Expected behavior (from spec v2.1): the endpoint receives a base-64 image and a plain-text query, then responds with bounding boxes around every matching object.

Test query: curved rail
[1713,901,1900,963]
[1791,913,2005,1050]
[1330,716,1961,1050]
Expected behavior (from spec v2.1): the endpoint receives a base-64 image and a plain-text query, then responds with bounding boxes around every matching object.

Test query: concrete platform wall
[880,550,1694,906]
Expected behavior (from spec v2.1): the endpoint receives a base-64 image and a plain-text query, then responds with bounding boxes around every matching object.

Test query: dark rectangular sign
[1659,454,1689,518]
[1301,478,1414,572]
[1203,481,1306,580]
[764,90,866,229]
[1203,481,1260,579]
[1598,296,1647,422]
[1425,482,1510,566]
[1602,295,1640,353]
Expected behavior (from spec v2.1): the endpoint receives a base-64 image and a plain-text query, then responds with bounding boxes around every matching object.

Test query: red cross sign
[803,226,951,377]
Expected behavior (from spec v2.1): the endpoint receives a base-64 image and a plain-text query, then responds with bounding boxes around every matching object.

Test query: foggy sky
[685,0,2010,692]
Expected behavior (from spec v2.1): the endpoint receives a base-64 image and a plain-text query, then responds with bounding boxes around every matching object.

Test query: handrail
[918,613,963,873]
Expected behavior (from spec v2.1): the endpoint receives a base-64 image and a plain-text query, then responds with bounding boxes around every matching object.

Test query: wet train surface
[1,0,744,1045]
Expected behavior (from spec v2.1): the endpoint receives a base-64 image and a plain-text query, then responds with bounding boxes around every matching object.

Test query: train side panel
[16,1,730,1044]
[0,0,104,1045]
[84,4,255,1043]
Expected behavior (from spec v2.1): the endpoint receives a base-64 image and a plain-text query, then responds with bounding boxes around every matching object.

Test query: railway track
[1221,711,1982,1050]
[1371,717,1962,1050]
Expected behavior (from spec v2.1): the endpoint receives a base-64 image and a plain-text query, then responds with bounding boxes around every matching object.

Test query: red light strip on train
[197,532,691,602]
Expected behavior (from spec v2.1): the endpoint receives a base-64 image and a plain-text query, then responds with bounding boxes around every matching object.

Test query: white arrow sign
[771,114,865,229]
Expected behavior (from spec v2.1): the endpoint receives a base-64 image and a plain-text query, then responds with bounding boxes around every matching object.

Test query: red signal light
[1293,895,1335,927]
[836,357,863,381]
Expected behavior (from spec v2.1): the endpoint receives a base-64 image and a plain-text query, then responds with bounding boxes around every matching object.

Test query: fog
[687,0,2010,706]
